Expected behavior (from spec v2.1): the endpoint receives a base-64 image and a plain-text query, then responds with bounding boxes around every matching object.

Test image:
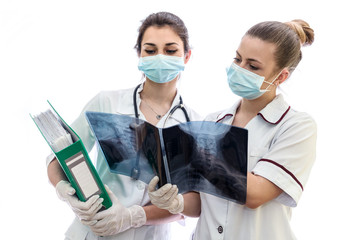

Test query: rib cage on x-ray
[163,120,247,204]
[86,111,248,204]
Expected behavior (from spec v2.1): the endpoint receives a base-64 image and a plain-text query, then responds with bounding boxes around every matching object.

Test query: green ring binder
[30,101,112,209]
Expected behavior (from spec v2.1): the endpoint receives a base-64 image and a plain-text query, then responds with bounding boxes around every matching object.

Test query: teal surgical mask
[138,54,185,83]
[227,62,280,100]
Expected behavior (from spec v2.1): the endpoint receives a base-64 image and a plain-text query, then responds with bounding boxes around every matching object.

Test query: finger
[61,181,76,195]
[91,225,105,236]
[151,184,173,198]
[66,194,82,208]
[66,185,76,195]
[169,194,184,214]
[148,176,159,192]
[91,209,107,221]
[81,219,97,226]
[77,198,104,220]
[82,195,101,210]
[162,185,178,202]
[104,185,118,203]
[91,217,109,232]
[91,186,119,221]
[56,181,75,197]
[151,186,178,207]
[92,228,110,237]
[69,195,100,211]
[89,198,104,214]
[154,185,178,204]
[104,184,111,192]
[91,215,119,236]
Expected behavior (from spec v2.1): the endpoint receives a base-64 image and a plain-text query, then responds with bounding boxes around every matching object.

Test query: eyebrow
[143,42,180,47]
[143,43,156,47]
[165,42,179,46]
[236,51,262,65]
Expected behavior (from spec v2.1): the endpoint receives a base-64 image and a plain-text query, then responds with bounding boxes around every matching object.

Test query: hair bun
[285,19,314,46]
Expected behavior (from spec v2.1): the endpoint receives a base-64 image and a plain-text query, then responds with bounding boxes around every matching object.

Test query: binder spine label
[65,152,101,199]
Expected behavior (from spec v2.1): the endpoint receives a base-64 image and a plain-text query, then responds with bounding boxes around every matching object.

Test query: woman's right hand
[55,180,104,221]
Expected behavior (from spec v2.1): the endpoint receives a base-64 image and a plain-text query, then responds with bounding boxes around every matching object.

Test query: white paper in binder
[33,110,73,152]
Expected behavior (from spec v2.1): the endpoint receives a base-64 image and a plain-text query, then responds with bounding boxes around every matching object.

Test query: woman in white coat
[47,12,201,240]
[149,19,317,240]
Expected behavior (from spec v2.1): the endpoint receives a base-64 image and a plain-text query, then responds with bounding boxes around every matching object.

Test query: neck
[141,78,177,104]
[234,91,276,128]
[241,91,276,113]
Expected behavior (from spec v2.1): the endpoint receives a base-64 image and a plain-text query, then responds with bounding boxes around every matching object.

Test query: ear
[184,50,192,64]
[275,68,290,86]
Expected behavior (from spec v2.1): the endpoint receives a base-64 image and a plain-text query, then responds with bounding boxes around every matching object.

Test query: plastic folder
[31,101,112,209]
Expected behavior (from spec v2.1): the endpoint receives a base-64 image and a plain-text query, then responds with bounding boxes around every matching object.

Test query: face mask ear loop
[264,70,283,90]
[140,73,146,82]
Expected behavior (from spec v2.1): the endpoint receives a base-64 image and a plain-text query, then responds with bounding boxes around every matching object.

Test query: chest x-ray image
[86,111,248,204]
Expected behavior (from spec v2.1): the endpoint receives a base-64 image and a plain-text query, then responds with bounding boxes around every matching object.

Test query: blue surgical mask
[138,54,185,83]
[227,62,279,100]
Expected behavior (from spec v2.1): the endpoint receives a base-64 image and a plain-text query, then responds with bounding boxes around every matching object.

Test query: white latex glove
[83,185,146,236]
[148,176,184,214]
[56,180,104,221]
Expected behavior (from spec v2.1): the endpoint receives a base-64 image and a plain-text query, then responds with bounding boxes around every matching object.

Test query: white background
[1,0,360,239]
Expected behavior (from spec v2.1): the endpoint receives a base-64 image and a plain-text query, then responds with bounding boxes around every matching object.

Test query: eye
[166,49,178,55]
[233,57,241,63]
[250,65,259,70]
[144,49,156,55]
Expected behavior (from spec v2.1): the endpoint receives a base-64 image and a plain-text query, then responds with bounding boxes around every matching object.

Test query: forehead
[238,35,276,64]
[142,25,183,46]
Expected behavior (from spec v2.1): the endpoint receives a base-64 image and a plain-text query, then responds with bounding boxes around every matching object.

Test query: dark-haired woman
[149,19,317,240]
[46,12,201,240]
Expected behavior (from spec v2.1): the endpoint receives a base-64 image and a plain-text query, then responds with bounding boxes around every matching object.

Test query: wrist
[128,205,146,228]
[169,194,184,214]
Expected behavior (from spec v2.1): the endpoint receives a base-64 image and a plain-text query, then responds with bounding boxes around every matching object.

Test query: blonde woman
[149,19,317,240]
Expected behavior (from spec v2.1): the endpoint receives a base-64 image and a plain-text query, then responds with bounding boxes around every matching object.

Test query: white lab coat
[193,94,317,240]
[48,83,201,240]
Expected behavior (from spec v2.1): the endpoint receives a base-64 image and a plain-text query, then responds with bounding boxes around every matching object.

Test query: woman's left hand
[148,176,184,214]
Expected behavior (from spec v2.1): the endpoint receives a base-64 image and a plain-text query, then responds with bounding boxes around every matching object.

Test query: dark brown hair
[246,20,314,73]
[135,12,190,55]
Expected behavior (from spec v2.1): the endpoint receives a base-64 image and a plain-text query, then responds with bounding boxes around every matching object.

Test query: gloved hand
[82,185,146,236]
[56,180,104,221]
[148,176,184,214]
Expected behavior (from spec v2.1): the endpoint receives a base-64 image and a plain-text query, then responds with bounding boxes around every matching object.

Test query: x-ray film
[86,111,248,204]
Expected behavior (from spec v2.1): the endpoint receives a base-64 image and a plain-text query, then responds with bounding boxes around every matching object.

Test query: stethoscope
[130,83,190,180]
[133,83,190,124]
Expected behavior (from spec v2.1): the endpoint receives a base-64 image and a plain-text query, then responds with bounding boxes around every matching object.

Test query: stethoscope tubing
[130,83,190,180]
[132,83,190,123]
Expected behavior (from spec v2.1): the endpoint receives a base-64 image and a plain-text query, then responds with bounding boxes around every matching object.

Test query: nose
[233,60,245,69]
[157,50,166,55]
[238,62,246,69]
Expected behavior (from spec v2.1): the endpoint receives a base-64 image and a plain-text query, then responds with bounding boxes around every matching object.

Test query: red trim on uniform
[216,114,233,123]
[258,158,303,191]
[257,106,291,125]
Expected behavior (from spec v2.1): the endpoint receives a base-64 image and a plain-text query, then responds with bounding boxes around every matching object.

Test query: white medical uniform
[47,83,201,240]
[193,94,316,240]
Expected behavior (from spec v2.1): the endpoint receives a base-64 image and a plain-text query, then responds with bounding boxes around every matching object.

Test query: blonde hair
[246,19,314,73]
[284,19,314,46]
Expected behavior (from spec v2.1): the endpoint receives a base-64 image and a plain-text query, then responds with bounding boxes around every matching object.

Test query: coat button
[136,181,145,190]
[218,226,223,234]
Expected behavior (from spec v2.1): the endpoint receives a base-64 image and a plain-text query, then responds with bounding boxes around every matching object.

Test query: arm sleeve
[252,112,317,207]
[46,92,111,166]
